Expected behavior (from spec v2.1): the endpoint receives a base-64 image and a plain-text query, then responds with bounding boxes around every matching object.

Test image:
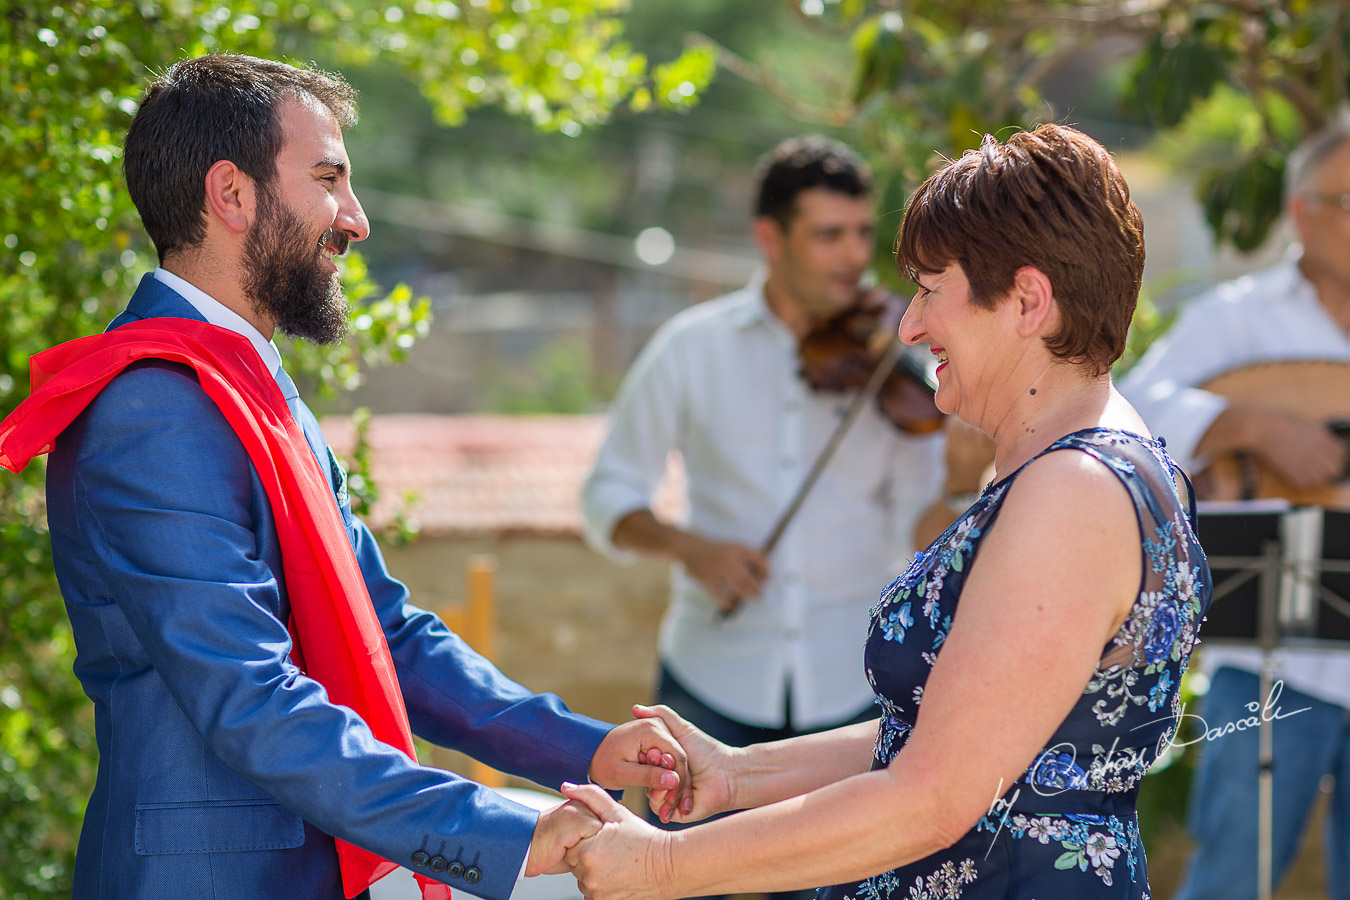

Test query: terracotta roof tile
[321,414,685,537]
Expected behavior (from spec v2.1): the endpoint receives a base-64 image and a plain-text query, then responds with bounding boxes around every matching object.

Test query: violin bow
[718,331,908,620]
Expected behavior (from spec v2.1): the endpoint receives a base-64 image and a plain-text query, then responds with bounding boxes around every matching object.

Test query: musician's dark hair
[1286,115,1350,201]
[124,53,358,261]
[754,135,872,228]
[895,124,1144,375]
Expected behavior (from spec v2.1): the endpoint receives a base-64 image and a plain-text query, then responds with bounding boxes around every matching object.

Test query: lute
[1195,359,1350,508]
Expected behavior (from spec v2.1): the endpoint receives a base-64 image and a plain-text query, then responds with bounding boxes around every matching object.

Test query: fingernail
[660,772,678,787]
[681,798,693,813]
[562,781,576,789]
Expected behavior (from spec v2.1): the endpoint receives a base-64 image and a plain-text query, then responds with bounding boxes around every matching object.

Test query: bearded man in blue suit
[22,54,688,900]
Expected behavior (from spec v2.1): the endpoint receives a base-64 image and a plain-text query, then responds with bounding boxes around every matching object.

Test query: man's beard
[242,188,350,345]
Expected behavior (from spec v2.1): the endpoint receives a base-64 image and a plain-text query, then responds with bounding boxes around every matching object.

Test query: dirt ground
[382,534,1334,900]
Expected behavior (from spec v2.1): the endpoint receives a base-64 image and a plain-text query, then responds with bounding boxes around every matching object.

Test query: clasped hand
[529,705,736,900]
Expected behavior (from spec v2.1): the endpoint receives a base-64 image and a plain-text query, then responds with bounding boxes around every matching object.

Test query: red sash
[0,319,450,900]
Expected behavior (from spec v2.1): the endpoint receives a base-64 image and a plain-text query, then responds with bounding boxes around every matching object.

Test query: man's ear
[1288,194,1314,247]
[1008,266,1056,338]
[752,215,786,263]
[203,160,254,234]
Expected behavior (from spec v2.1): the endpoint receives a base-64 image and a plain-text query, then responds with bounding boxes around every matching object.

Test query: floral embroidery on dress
[851,857,979,900]
[822,430,1211,900]
[975,811,1142,888]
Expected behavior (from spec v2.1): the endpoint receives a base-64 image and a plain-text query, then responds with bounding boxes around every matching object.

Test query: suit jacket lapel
[111,273,332,480]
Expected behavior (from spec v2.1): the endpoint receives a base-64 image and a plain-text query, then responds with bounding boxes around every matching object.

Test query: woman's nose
[898,295,924,345]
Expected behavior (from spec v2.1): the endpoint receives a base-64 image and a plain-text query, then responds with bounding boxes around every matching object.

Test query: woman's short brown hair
[895,124,1144,374]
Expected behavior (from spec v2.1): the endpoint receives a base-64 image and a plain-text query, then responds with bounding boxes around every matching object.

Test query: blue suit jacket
[45,275,612,899]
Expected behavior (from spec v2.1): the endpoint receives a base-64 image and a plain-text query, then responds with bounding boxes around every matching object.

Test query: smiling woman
[556,124,1214,900]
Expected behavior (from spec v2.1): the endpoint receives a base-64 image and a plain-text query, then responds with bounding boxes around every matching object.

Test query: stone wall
[381,533,670,784]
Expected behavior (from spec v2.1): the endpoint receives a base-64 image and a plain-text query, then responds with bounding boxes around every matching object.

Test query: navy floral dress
[817,429,1211,900]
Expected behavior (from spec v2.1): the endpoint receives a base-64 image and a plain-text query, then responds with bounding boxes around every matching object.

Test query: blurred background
[2,1,1343,897]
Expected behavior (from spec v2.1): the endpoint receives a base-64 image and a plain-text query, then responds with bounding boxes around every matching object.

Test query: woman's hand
[632,704,737,823]
[561,782,677,900]
[526,798,602,876]
[590,714,690,814]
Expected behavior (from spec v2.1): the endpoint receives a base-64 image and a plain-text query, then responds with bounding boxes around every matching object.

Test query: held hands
[632,704,737,825]
[560,782,676,900]
[526,799,602,876]
[541,707,734,900]
[589,716,691,814]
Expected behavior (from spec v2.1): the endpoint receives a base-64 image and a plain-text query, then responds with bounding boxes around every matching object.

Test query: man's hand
[632,704,736,824]
[561,783,677,900]
[609,511,767,615]
[1199,406,1348,491]
[1249,410,1347,489]
[674,534,768,615]
[589,716,691,813]
[526,799,601,876]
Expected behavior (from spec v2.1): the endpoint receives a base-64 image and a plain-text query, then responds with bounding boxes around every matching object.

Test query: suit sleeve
[66,363,536,900]
[347,515,615,787]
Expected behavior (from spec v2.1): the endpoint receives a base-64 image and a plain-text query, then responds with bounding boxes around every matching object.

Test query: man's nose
[339,188,370,243]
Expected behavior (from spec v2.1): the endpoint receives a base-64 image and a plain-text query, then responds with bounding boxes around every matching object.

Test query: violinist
[581,135,945,900]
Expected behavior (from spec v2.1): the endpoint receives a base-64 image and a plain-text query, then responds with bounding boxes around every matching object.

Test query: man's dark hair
[754,135,872,227]
[123,54,358,261]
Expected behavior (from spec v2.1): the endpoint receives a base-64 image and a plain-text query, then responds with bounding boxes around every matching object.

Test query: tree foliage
[709,0,1348,258]
[0,3,709,896]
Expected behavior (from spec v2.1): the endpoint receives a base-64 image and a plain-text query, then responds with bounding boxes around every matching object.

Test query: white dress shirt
[582,272,944,729]
[153,267,282,377]
[1118,255,1350,709]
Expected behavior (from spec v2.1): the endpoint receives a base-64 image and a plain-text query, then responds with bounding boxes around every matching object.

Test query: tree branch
[686,32,857,127]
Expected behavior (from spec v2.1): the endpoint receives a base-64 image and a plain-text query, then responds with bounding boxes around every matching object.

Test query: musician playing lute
[1118,118,1350,900]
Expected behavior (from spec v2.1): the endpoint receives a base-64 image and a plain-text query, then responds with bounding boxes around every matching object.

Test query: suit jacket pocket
[134,798,305,855]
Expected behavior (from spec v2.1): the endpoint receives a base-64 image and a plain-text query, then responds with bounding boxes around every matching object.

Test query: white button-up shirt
[582,272,944,728]
[1119,256,1350,708]
[153,267,282,377]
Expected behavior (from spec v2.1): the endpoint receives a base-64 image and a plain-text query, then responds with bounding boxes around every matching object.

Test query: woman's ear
[1009,266,1055,338]
[202,159,254,234]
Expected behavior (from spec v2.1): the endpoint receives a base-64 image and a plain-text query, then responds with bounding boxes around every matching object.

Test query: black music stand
[1197,503,1350,900]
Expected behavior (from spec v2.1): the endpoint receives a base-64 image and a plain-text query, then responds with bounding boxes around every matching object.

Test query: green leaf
[1124,33,1231,128]
[1055,849,1086,870]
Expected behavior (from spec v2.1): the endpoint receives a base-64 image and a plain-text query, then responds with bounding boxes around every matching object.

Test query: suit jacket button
[411,850,430,868]
[464,866,482,885]
[447,860,465,878]
[429,855,448,872]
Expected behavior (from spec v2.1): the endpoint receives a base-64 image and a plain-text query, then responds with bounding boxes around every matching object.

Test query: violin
[797,288,945,435]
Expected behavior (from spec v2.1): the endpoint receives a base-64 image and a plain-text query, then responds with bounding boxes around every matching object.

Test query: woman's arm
[639,706,879,822]
[569,450,1142,899]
